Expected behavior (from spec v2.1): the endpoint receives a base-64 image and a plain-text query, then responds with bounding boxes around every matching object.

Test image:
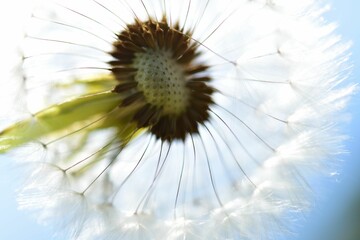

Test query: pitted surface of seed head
[110,17,214,141]
[133,49,189,115]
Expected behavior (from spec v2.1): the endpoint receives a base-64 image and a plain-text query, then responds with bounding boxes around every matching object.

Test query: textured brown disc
[110,17,213,141]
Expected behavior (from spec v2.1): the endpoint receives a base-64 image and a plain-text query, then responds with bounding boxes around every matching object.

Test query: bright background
[0,1,359,239]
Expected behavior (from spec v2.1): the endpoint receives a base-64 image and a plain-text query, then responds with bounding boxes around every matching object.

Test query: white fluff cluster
[1,0,353,239]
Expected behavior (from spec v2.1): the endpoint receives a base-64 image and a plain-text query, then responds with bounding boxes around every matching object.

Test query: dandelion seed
[0,0,354,239]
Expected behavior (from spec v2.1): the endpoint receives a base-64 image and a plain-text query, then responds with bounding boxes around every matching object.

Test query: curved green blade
[0,91,124,153]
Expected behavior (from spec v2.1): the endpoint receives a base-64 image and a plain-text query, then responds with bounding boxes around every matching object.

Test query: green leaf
[56,74,117,93]
[0,91,124,153]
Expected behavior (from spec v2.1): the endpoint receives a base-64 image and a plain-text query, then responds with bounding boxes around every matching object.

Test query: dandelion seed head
[0,0,355,239]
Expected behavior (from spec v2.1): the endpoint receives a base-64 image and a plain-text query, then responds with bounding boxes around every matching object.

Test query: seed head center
[133,49,189,116]
[110,17,214,140]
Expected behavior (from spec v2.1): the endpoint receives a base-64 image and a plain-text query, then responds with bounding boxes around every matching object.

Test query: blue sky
[0,1,359,239]
[296,1,360,239]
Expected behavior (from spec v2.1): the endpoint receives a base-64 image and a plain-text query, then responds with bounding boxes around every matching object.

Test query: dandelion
[0,0,354,239]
